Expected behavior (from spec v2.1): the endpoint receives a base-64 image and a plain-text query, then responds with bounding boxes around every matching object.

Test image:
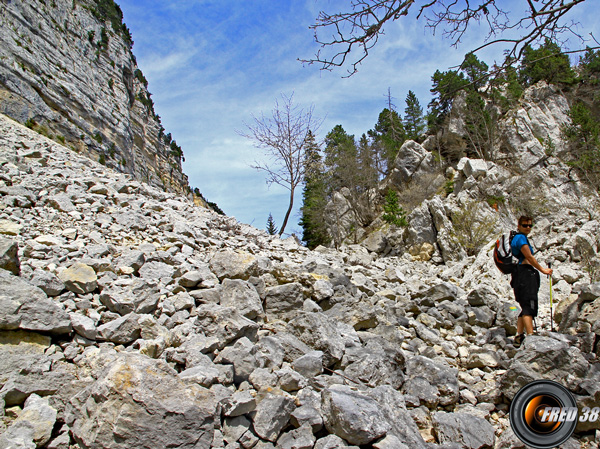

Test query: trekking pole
[548,262,554,332]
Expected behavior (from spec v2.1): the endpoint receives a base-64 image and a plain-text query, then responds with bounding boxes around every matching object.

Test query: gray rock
[58,263,97,294]
[178,355,233,388]
[321,384,390,445]
[97,313,141,344]
[368,385,428,449]
[222,415,252,445]
[405,356,459,407]
[69,312,97,340]
[67,353,216,449]
[500,336,590,400]
[264,282,305,317]
[292,351,324,378]
[209,249,258,280]
[373,434,409,449]
[179,266,218,288]
[0,237,19,275]
[138,261,178,283]
[0,393,57,448]
[214,337,261,384]
[288,312,346,367]
[290,404,323,432]
[114,249,146,274]
[276,424,316,449]
[221,390,256,417]
[195,305,259,349]
[431,412,495,449]
[251,392,296,442]
[0,270,71,334]
[220,279,264,320]
[99,278,161,315]
[28,269,64,296]
[314,434,356,449]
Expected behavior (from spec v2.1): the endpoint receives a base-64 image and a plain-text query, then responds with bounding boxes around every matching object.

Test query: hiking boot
[513,333,525,347]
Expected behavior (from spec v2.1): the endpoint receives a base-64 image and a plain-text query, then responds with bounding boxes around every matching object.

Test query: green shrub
[450,201,498,256]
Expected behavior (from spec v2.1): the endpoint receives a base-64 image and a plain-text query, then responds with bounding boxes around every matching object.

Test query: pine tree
[404,90,425,141]
[323,125,358,193]
[367,108,405,176]
[299,131,330,248]
[428,69,468,131]
[266,213,278,235]
[519,39,576,87]
[382,190,407,227]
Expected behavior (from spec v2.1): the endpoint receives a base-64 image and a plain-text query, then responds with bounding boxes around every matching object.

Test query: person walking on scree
[511,216,552,346]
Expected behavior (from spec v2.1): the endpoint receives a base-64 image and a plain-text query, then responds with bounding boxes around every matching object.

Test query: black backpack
[494,231,520,274]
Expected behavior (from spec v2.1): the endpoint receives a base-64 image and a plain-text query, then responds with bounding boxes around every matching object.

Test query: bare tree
[300,0,588,76]
[241,94,321,236]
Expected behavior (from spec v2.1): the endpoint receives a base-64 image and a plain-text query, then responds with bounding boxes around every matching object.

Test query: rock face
[0,0,188,194]
[1,113,600,449]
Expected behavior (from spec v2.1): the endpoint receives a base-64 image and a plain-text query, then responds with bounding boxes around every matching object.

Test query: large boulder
[500,336,590,400]
[432,412,495,449]
[67,352,216,449]
[0,270,71,334]
[321,384,390,446]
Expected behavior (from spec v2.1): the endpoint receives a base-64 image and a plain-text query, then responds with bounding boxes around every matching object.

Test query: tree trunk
[279,188,294,236]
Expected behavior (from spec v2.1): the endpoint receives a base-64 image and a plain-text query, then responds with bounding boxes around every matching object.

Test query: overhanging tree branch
[300,0,589,77]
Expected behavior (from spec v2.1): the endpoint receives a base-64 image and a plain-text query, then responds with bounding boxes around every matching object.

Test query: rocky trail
[1,112,600,449]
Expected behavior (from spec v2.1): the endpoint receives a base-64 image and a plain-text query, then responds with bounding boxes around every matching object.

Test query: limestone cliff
[0,0,188,194]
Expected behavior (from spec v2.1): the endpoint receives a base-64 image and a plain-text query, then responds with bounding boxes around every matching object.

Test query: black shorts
[511,264,540,317]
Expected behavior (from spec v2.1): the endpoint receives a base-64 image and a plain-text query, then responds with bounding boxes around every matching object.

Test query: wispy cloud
[118,0,597,231]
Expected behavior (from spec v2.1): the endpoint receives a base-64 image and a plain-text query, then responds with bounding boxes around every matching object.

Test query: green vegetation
[450,201,498,256]
[298,38,600,247]
[93,132,103,144]
[266,214,278,235]
[562,101,600,191]
[382,190,408,227]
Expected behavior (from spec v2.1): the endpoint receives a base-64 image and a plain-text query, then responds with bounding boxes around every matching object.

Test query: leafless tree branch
[300,0,589,77]
[239,93,322,235]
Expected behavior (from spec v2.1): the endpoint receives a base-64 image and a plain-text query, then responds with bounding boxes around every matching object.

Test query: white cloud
[119,0,597,230]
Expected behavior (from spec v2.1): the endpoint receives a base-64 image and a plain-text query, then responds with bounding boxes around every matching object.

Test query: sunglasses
[520,224,533,228]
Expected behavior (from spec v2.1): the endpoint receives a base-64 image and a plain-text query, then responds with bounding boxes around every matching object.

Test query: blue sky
[117,0,597,235]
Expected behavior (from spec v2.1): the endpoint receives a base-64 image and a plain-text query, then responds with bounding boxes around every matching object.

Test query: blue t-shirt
[511,233,533,264]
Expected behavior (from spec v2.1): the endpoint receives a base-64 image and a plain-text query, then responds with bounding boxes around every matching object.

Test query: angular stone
[0,270,71,334]
[251,392,296,442]
[0,237,19,275]
[97,313,141,344]
[321,384,389,446]
[58,263,97,294]
[67,353,216,449]
[0,219,23,236]
[28,269,65,296]
[195,305,259,349]
[220,279,264,320]
[209,249,257,280]
[431,412,495,449]
[70,312,97,340]
[288,312,346,367]
[99,278,161,315]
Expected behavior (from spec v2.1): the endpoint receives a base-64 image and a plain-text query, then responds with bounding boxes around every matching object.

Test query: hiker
[511,216,552,346]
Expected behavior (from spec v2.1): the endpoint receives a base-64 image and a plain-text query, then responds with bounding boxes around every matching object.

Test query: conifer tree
[404,90,425,141]
[266,213,278,235]
[519,39,576,87]
[323,125,358,193]
[299,131,330,248]
[368,108,405,176]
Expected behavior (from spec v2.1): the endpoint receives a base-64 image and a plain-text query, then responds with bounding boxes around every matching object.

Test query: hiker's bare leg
[517,316,534,335]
